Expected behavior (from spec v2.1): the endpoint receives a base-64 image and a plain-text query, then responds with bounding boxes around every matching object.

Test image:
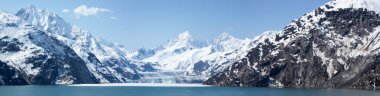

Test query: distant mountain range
[128,31,276,83]
[0,0,379,90]
[0,5,260,85]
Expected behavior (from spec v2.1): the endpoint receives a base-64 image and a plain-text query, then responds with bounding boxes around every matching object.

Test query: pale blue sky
[0,0,329,50]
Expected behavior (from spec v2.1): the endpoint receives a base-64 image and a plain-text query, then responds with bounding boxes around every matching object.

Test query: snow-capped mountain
[130,31,275,83]
[212,32,248,52]
[205,0,380,89]
[0,5,262,85]
[138,31,208,70]
[0,5,141,85]
[0,11,98,84]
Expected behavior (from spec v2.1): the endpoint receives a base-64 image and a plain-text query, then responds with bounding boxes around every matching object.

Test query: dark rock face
[133,48,156,60]
[193,61,210,75]
[134,63,157,72]
[0,61,28,85]
[205,7,380,89]
[86,52,123,83]
[102,58,141,82]
[26,30,99,84]
[87,51,141,83]
[0,36,22,53]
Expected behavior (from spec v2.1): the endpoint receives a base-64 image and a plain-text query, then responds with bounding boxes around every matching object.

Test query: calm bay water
[0,85,379,96]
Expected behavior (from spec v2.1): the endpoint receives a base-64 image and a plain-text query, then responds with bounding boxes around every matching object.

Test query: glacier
[130,31,277,83]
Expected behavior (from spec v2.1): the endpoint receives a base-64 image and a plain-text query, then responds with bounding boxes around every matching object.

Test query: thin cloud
[73,5,110,18]
[62,9,70,13]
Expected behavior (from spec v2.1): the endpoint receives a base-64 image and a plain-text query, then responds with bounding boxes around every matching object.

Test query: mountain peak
[220,32,230,36]
[177,31,192,40]
[159,31,207,50]
[16,5,58,21]
[17,5,46,17]
[26,4,37,10]
[212,32,248,52]
[215,32,234,42]
[16,5,74,38]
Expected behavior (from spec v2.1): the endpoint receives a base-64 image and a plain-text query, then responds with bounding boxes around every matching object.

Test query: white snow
[269,79,284,88]
[14,6,139,83]
[55,76,74,84]
[0,12,43,77]
[332,0,380,13]
[131,31,269,83]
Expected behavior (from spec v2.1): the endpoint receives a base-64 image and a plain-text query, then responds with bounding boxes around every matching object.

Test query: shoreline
[67,83,211,87]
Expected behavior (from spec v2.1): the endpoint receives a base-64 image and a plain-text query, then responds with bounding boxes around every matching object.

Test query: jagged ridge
[205,0,380,89]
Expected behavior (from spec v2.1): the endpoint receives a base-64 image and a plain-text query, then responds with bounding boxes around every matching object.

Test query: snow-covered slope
[12,5,140,84]
[131,31,276,83]
[205,0,380,89]
[138,31,208,70]
[0,11,98,85]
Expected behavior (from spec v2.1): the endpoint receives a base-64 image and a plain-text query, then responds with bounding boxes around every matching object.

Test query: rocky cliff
[205,0,380,89]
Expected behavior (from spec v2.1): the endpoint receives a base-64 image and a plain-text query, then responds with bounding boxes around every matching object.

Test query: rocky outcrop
[27,30,99,84]
[205,1,380,89]
[0,61,28,85]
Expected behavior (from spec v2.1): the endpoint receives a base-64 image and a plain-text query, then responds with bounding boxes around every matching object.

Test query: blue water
[0,85,379,96]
